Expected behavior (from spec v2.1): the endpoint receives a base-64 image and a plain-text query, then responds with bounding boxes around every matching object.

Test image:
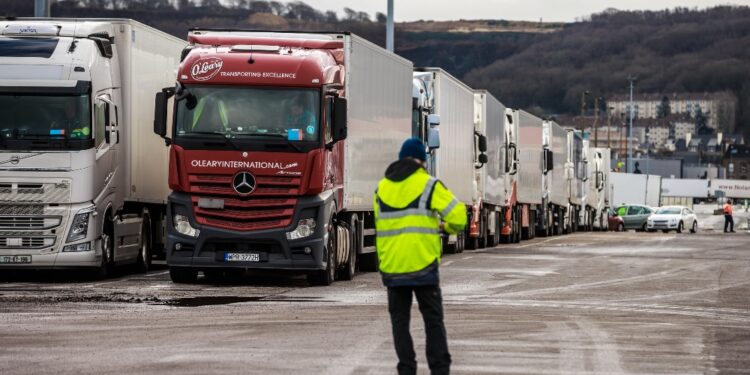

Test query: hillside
[2,1,749,132]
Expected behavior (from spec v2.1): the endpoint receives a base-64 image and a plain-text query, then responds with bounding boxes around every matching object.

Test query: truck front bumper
[166,192,332,272]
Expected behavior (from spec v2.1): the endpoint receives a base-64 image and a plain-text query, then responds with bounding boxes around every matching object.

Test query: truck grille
[0,235,55,249]
[189,174,300,231]
[0,216,61,230]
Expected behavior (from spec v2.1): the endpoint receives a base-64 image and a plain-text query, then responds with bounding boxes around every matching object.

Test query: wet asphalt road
[1,231,749,374]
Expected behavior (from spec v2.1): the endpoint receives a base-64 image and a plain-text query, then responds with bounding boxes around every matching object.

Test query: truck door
[93,94,115,200]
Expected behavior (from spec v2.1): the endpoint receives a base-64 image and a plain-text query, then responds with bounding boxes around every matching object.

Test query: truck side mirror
[428,127,440,149]
[427,114,440,126]
[154,87,174,145]
[477,134,487,153]
[332,97,348,142]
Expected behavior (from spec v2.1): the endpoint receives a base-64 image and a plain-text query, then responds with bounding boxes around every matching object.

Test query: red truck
[153,30,413,285]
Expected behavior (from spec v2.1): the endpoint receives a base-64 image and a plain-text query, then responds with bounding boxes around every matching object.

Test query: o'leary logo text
[190,57,224,81]
[191,160,298,170]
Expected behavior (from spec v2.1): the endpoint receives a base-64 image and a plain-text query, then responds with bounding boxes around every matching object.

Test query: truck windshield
[0,94,93,150]
[175,85,320,142]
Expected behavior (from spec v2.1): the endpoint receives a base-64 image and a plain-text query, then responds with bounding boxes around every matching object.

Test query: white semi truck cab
[0,19,183,274]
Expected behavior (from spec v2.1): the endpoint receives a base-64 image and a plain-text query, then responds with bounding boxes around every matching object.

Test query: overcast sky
[302,0,749,22]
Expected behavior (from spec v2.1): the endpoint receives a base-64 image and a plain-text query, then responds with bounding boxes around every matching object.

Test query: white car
[647,206,698,233]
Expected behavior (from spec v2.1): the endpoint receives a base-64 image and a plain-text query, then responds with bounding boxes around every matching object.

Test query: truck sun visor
[0,37,59,58]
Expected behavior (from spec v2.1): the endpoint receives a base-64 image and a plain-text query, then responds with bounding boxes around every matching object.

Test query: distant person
[633,161,642,174]
[724,199,735,233]
[374,138,467,375]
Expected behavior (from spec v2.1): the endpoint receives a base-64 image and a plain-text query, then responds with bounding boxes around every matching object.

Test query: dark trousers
[724,215,734,232]
[387,286,451,375]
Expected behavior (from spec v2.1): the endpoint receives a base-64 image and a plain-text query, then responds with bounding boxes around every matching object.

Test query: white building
[608,91,737,131]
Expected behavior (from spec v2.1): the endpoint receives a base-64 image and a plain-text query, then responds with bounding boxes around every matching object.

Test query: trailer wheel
[170,267,198,283]
[134,215,152,273]
[512,206,521,243]
[308,216,336,286]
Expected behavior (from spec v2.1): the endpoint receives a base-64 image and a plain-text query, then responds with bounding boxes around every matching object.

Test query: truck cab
[0,21,122,271]
[0,19,183,274]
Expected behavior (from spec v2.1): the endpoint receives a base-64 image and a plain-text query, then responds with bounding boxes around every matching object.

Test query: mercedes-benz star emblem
[232,171,257,195]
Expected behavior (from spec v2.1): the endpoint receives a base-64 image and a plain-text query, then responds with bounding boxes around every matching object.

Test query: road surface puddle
[164,295,331,307]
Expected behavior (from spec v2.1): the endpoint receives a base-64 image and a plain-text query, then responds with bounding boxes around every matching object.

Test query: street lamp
[627,75,637,173]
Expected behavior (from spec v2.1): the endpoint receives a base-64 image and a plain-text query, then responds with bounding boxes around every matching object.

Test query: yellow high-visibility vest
[374,167,467,276]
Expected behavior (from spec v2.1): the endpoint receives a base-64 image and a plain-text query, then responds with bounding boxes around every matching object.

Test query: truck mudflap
[165,191,333,271]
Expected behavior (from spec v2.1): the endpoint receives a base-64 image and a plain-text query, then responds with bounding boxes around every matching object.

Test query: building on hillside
[724,144,750,180]
[607,91,737,132]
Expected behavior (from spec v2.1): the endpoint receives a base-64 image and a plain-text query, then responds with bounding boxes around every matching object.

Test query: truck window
[0,37,59,58]
[94,102,106,147]
[324,97,333,144]
[0,93,92,149]
[175,85,320,142]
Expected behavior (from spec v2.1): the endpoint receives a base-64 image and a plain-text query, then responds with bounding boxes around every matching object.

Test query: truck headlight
[63,242,91,252]
[67,207,94,243]
[286,218,316,240]
[174,214,199,237]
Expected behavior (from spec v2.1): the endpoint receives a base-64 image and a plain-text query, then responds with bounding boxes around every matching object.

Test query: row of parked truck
[0,19,612,285]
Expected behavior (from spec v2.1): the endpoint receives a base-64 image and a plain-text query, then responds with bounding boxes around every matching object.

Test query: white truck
[587,147,611,230]
[0,19,184,275]
[541,120,569,236]
[412,68,475,252]
[566,129,586,232]
[471,90,505,248]
[511,110,544,240]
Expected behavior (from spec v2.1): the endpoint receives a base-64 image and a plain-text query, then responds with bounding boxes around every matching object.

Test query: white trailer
[541,120,569,235]
[611,172,662,207]
[412,68,475,252]
[471,90,505,248]
[0,19,184,274]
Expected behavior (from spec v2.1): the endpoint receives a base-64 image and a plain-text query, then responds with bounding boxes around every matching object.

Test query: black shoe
[731,230,736,233]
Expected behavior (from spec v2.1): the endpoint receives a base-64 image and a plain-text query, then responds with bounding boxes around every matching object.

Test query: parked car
[608,208,625,232]
[647,206,698,233]
[614,204,654,231]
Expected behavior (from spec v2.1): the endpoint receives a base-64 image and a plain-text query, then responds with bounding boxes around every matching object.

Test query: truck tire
[338,214,359,281]
[134,216,152,273]
[94,218,115,279]
[170,267,198,283]
[308,218,336,286]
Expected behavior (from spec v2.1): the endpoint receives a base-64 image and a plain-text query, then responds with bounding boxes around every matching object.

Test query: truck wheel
[478,213,487,248]
[94,219,115,279]
[308,220,336,286]
[339,215,358,281]
[134,216,152,273]
[170,267,198,283]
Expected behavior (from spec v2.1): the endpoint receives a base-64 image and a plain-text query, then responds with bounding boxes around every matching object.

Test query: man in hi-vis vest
[374,138,467,375]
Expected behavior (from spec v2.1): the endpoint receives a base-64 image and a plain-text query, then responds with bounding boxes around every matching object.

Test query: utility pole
[607,106,613,151]
[35,0,51,17]
[593,97,601,147]
[627,76,637,173]
[386,0,394,52]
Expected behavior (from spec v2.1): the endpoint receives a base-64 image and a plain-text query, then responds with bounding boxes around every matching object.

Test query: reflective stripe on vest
[376,176,438,237]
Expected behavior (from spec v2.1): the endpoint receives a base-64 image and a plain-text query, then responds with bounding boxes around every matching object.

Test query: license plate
[225,253,260,262]
[0,255,31,264]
